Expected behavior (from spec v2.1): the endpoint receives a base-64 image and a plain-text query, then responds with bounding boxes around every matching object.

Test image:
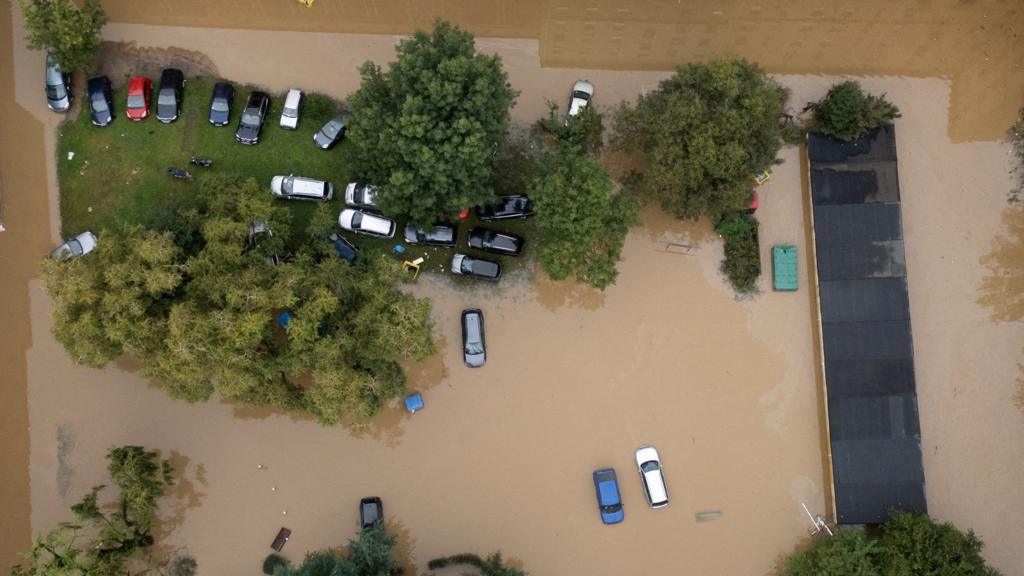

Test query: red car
[126,76,152,121]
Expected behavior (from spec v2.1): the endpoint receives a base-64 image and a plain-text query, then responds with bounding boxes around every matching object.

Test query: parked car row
[592,445,670,526]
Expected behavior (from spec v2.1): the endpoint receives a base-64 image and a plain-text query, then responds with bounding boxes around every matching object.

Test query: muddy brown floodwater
[1,3,1023,575]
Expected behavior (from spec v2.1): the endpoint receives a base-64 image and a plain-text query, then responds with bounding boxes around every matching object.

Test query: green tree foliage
[879,512,1001,576]
[281,524,399,576]
[347,19,519,225]
[42,176,435,425]
[20,0,107,72]
[530,143,638,290]
[809,81,901,141]
[428,552,527,576]
[537,102,605,155]
[783,529,881,576]
[715,212,761,294]
[613,59,789,221]
[11,446,174,576]
[780,513,1001,576]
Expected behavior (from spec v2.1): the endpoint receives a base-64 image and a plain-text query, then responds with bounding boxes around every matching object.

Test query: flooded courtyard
[2,2,1023,575]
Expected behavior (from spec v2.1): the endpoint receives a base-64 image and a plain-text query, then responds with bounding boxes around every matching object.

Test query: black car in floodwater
[451,253,501,281]
[477,195,534,221]
[86,76,113,126]
[314,113,348,149]
[359,497,383,529]
[209,82,234,126]
[155,68,184,123]
[468,228,524,256]
[404,223,458,247]
[236,91,270,144]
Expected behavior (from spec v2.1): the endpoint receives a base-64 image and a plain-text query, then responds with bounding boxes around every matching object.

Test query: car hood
[156,103,177,121]
[91,107,112,126]
[280,115,298,129]
[601,507,624,524]
[237,124,259,140]
[313,130,333,148]
[210,109,229,125]
[47,90,70,112]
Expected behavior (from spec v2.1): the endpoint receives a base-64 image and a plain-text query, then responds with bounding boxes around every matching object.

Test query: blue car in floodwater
[593,468,624,524]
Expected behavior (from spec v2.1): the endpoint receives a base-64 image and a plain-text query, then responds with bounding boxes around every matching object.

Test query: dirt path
[2,9,1022,576]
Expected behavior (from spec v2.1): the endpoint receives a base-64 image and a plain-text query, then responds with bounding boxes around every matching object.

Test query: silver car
[45,53,72,112]
[635,445,669,509]
[50,231,97,260]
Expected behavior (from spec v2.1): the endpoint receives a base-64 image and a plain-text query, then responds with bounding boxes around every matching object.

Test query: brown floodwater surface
[3,4,1023,575]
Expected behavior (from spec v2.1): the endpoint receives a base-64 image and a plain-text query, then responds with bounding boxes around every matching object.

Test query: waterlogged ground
[2,5,1023,576]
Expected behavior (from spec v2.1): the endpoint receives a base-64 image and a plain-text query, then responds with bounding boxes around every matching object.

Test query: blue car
[592,468,624,524]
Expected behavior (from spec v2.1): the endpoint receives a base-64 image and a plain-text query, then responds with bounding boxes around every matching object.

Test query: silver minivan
[45,53,72,112]
[635,445,669,509]
[270,175,334,202]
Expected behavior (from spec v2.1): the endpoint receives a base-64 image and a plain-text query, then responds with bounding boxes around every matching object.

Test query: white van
[338,209,396,238]
[635,445,669,509]
[280,89,303,129]
[270,175,333,202]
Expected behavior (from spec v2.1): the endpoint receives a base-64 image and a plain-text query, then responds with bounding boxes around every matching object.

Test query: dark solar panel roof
[810,126,927,525]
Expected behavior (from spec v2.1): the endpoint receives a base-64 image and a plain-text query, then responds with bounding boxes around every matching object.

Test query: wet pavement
[2,3,1023,575]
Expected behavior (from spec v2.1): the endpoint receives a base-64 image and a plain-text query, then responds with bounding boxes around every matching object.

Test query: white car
[50,231,97,260]
[344,182,379,209]
[635,445,669,509]
[566,80,594,121]
[279,89,303,129]
[270,175,333,202]
[338,209,396,238]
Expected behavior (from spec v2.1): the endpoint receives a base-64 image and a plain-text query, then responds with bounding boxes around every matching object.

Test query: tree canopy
[20,0,107,72]
[42,175,435,425]
[530,142,637,290]
[808,81,901,141]
[428,552,527,576]
[12,446,177,576]
[346,19,519,225]
[613,59,790,221]
[782,512,1001,576]
[278,524,400,576]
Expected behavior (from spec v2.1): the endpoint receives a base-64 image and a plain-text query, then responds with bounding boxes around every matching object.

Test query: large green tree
[783,529,880,576]
[347,19,519,225]
[530,143,637,290]
[20,0,107,72]
[808,81,900,141]
[279,524,399,576]
[12,446,176,576]
[613,59,790,221]
[43,176,435,425]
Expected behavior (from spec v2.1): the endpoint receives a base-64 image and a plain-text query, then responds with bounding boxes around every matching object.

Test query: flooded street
[2,2,1023,575]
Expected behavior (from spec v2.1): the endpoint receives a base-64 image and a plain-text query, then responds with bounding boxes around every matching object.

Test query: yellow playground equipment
[403,257,424,280]
[753,170,771,186]
[297,0,314,7]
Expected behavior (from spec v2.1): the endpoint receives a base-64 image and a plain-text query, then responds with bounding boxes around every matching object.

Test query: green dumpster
[772,244,798,291]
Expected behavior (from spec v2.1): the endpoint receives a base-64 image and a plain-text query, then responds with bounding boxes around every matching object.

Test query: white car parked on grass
[338,209,396,238]
[344,182,379,209]
[279,89,303,129]
[50,231,97,260]
[635,445,669,509]
[270,175,334,202]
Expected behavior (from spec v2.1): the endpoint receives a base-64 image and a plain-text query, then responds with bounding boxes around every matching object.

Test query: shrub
[716,212,761,294]
[809,81,900,141]
[262,553,286,575]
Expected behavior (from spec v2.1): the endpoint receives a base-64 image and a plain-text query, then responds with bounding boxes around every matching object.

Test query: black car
[314,113,348,149]
[236,91,270,145]
[451,253,501,280]
[359,497,383,529]
[461,308,486,368]
[155,68,184,123]
[468,228,524,256]
[329,233,358,265]
[404,223,457,247]
[86,76,113,127]
[477,195,534,221]
[209,82,234,126]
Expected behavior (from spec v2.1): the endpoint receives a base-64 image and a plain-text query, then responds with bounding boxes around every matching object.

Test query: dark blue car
[329,233,358,265]
[593,468,624,524]
[209,82,234,126]
[86,76,113,126]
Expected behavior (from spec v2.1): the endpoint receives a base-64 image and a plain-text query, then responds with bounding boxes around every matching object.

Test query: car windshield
[572,90,591,100]
[46,83,66,100]
[211,98,229,112]
[127,94,145,108]
[91,94,109,112]
[351,212,363,227]
[66,240,83,256]
[601,503,622,514]
[283,107,297,117]
[640,461,660,473]
[321,119,342,138]
[281,178,294,194]
[241,111,261,126]
[157,91,175,106]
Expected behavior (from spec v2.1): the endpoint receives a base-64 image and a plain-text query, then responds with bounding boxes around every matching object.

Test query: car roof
[128,77,148,90]
[87,76,108,89]
[643,468,669,505]
[284,89,302,106]
[358,213,393,234]
[247,91,268,104]
[160,68,183,82]
[597,477,620,504]
[213,82,233,93]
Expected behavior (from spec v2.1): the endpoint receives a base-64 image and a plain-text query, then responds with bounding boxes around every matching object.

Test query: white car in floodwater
[635,445,669,509]
[566,80,594,123]
[50,231,97,260]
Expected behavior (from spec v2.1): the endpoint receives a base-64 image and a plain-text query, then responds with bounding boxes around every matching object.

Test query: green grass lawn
[57,75,532,283]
